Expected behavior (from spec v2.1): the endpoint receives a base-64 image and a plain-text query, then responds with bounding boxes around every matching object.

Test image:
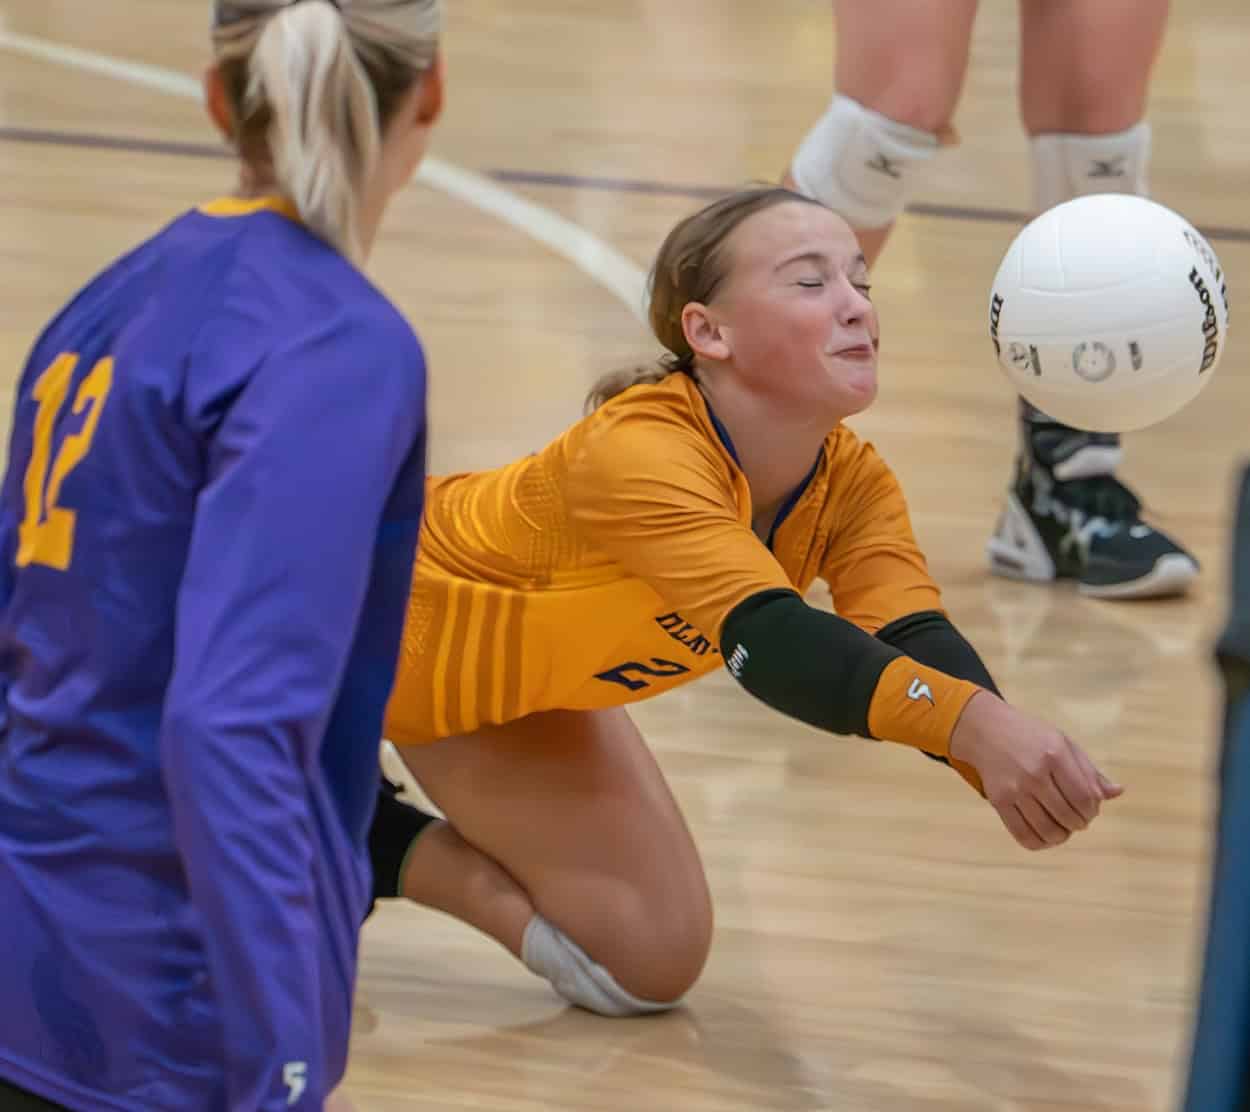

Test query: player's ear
[415,51,445,127]
[682,302,730,363]
[203,64,234,143]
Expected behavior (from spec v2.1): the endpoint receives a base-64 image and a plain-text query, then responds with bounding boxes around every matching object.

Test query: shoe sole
[1077,553,1199,600]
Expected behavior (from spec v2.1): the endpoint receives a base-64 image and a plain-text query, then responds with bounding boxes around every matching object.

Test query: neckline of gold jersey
[671,371,831,547]
[199,195,302,221]
[677,371,831,476]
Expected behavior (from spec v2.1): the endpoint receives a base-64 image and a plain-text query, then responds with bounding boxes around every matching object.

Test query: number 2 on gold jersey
[18,353,114,571]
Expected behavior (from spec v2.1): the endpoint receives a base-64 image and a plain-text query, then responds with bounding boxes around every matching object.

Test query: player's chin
[828,357,878,413]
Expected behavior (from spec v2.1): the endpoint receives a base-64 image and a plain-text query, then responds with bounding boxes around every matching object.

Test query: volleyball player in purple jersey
[0,2,443,1108]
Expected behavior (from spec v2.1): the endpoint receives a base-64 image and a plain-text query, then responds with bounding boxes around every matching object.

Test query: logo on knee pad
[865,153,903,180]
[1089,156,1127,179]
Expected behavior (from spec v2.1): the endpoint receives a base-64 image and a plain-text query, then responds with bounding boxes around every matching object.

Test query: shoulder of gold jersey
[824,421,865,459]
[590,372,714,431]
[798,423,908,541]
[823,423,894,482]
[566,373,744,517]
[575,373,736,474]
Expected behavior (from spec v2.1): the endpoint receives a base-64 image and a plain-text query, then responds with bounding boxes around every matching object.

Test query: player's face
[715,202,879,419]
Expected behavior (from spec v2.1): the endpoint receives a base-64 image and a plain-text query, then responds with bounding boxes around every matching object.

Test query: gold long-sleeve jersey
[386,372,977,751]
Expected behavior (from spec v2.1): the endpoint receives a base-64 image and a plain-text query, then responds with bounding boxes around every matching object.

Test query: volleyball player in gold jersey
[369,187,1124,1018]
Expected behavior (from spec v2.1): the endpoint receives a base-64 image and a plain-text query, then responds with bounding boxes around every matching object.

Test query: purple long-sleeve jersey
[0,196,426,1111]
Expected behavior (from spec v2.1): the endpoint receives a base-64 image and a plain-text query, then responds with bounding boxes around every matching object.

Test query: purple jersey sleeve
[158,308,425,1110]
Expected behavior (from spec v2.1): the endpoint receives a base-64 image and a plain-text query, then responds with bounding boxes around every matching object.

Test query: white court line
[0,27,649,321]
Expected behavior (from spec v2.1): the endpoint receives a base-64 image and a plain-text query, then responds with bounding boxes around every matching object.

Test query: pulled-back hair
[585,186,827,412]
[213,0,441,262]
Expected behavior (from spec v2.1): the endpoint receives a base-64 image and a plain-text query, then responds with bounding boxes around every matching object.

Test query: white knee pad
[521,915,680,1018]
[1030,121,1151,213]
[789,94,941,229]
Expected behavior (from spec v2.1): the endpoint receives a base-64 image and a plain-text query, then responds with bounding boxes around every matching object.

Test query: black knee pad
[366,780,436,915]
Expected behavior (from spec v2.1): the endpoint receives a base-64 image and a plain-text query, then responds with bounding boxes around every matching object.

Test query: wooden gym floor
[1,1,1248,1108]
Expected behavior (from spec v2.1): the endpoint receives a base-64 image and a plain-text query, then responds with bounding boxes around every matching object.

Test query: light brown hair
[585,186,827,412]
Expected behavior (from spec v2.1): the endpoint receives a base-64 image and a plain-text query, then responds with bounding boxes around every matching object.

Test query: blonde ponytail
[213,0,441,263]
[249,2,377,260]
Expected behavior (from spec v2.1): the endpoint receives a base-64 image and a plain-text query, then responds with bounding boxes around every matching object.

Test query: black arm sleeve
[719,588,903,737]
[875,610,1001,696]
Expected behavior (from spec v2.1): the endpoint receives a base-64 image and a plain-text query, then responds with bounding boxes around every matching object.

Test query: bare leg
[785,0,979,267]
[1019,0,1169,136]
[987,0,1195,602]
[392,706,714,1004]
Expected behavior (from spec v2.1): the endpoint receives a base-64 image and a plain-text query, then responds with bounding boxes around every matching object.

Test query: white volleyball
[988,194,1229,432]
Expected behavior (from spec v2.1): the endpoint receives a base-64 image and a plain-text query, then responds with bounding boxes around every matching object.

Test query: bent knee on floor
[610,911,714,1004]
[606,879,714,1000]
[524,893,714,1015]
